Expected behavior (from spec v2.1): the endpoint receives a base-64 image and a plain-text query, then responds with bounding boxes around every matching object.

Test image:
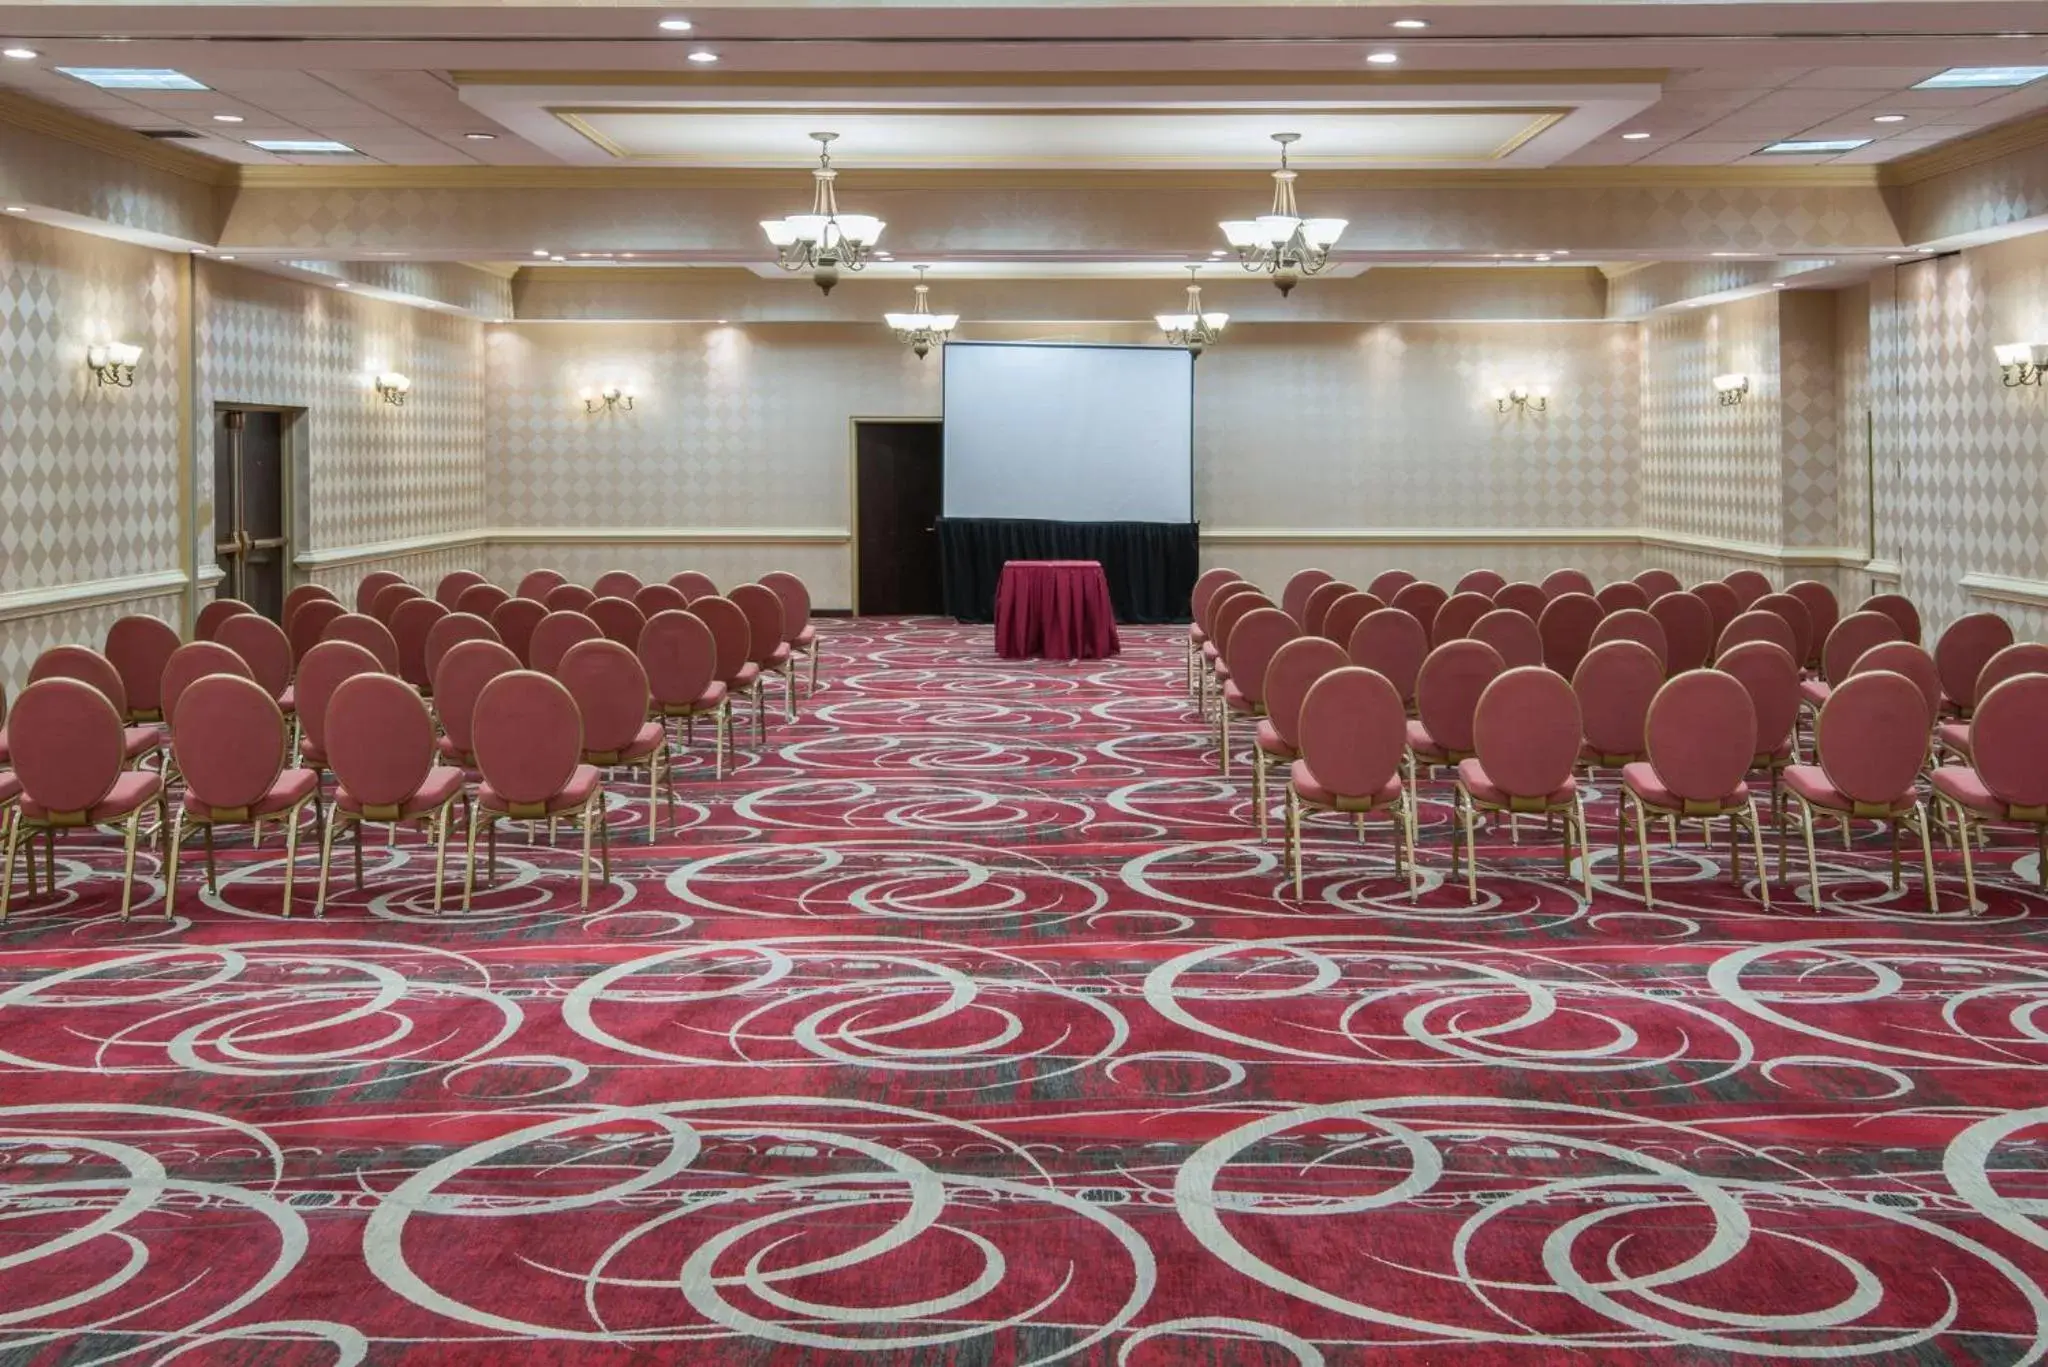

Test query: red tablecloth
[994,560,1121,661]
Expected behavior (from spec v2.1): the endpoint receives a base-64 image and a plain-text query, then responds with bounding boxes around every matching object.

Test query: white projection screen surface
[942,342,1194,523]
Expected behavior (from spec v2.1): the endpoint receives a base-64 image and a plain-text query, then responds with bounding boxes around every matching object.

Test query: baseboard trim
[0,569,190,623]
[490,527,850,547]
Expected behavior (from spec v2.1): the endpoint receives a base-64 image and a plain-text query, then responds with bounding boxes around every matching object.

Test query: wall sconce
[583,383,635,414]
[1493,383,1549,413]
[374,372,411,406]
[1995,342,2046,387]
[85,341,141,388]
[1713,373,1751,405]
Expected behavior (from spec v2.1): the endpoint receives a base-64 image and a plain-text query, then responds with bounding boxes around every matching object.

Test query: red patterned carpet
[6,618,2048,1364]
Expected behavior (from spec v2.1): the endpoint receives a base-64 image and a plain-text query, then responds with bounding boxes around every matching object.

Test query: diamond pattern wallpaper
[1640,294,1782,550]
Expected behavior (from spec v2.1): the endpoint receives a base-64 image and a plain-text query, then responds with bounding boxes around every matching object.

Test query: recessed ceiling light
[1390,18,1428,29]
[550,255,566,261]
[1553,249,1570,255]
[686,49,718,63]
[531,248,548,257]
[249,138,357,154]
[1365,51,1400,65]
[1772,282,1786,288]
[1886,254,1903,260]
[1533,254,1551,261]
[464,132,495,140]
[219,254,235,260]
[212,113,244,123]
[335,282,351,289]
[192,247,207,255]
[1914,66,2048,90]
[659,17,694,31]
[3,205,23,213]
[1710,251,1753,258]
[1759,138,1871,154]
[3,47,39,61]
[1871,114,1907,123]
[1621,131,1652,141]
[620,252,635,259]
[58,66,208,90]
[1209,249,1228,257]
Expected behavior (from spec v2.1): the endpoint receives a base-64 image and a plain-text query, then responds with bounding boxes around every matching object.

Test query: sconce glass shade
[1712,373,1750,393]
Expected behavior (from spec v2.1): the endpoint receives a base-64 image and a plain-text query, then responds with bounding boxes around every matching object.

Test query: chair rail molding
[1960,571,2048,609]
[0,569,191,623]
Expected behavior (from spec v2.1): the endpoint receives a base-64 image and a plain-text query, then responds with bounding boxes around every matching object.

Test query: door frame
[209,402,309,607]
[847,415,943,616]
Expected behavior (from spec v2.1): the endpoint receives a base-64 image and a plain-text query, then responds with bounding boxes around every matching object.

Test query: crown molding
[452,67,1672,91]
[1882,109,2048,188]
[0,90,234,188]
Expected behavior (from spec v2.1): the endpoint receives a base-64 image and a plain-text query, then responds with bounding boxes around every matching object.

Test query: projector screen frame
[939,339,1196,525]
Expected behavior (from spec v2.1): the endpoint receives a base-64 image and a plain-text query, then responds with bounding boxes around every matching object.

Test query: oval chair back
[1540,568,1596,600]
[670,571,719,602]
[288,597,346,664]
[491,597,548,667]
[1814,671,1929,800]
[559,637,654,757]
[1753,593,1814,667]
[216,613,295,704]
[173,673,287,815]
[29,645,129,716]
[1646,670,1758,805]
[455,582,511,621]
[1784,580,1840,667]
[434,640,520,760]
[1589,607,1668,673]
[642,609,720,711]
[1537,592,1604,676]
[1222,607,1296,709]
[1715,641,1801,762]
[326,673,436,811]
[1649,590,1715,674]
[1573,639,1664,764]
[1634,568,1682,600]
[294,641,382,764]
[1723,569,1773,609]
[9,678,126,813]
[370,581,424,625]
[1492,582,1548,619]
[592,570,644,601]
[354,570,405,615]
[1416,639,1505,757]
[1690,581,1740,637]
[1977,643,2048,704]
[516,568,567,603]
[1348,608,1429,707]
[472,671,586,808]
[762,571,817,644]
[105,613,181,722]
[1301,580,1354,637]
[321,612,399,674]
[1201,580,1259,640]
[424,612,501,685]
[161,641,252,731]
[531,610,603,677]
[1210,590,1270,663]
[729,584,788,670]
[1298,666,1408,800]
[1595,581,1650,614]
[636,582,688,619]
[1319,592,1384,651]
[1263,636,1348,752]
[1848,641,1940,730]
[692,598,754,690]
[589,596,648,649]
[1472,665,1583,802]
[1431,591,1493,647]
[1389,581,1448,638]
[1935,612,2015,715]
[1365,569,1415,603]
[435,570,487,609]
[1717,609,1796,662]
[1281,568,1335,625]
[1821,610,1903,684]
[545,583,597,615]
[1859,592,1922,645]
[391,596,451,691]
[194,598,255,642]
[1972,676,2048,812]
[1189,568,1241,624]
[1454,568,1507,597]
[283,584,338,630]
[1470,608,1542,669]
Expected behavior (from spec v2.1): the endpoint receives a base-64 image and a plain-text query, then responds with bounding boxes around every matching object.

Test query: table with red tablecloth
[994,560,1121,661]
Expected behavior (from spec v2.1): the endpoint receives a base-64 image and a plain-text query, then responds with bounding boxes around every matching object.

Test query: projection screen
[941,341,1194,523]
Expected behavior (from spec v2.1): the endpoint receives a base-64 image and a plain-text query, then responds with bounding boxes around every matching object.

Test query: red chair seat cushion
[796,625,817,648]
[278,683,297,716]
[1405,718,1447,761]
[1255,719,1296,759]
[1578,742,1643,767]
[298,738,327,768]
[184,767,318,820]
[1799,679,1832,708]
[0,727,11,764]
[767,643,793,668]
[734,662,762,689]
[479,763,601,816]
[1457,758,1576,810]
[1289,759,1402,812]
[123,727,161,761]
[1201,642,1220,664]
[1936,720,1971,757]
[336,765,465,820]
[21,770,161,824]
[1783,763,1914,815]
[590,721,664,765]
[1222,680,1266,717]
[1621,761,1750,814]
[0,772,20,805]
[435,734,472,764]
[1929,764,2042,821]
[1188,625,1206,645]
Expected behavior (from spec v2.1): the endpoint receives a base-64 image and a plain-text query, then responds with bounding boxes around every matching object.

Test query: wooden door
[855,420,944,615]
[213,407,289,622]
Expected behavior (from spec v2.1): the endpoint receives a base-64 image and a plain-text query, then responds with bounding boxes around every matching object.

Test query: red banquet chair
[1319,591,1384,656]
[455,582,512,622]
[1347,608,1429,712]
[1,679,165,922]
[105,613,182,725]
[516,568,567,603]
[530,610,603,677]
[370,581,425,625]
[1574,639,1664,772]
[166,674,321,918]
[1252,635,1348,841]
[592,570,644,601]
[1801,610,1903,713]
[1455,666,1592,903]
[560,638,672,844]
[217,612,298,722]
[1285,667,1417,902]
[1302,581,1355,639]
[28,646,165,772]
[1594,581,1651,615]
[690,597,756,760]
[321,612,400,675]
[1634,568,1682,601]
[1723,568,1773,609]
[1716,608,1796,662]
[1203,586,1270,715]
[491,597,548,668]
[194,597,255,643]
[1407,639,1504,778]
[435,570,488,610]
[731,583,795,730]
[288,597,346,665]
[283,583,338,630]
[1784,580,1840,670]
[293,640,382,774]
[354,570,406,615]
[1690,581,1740,638]
[1648,591,1715,675]
[1430,591,1493,647]
[391,596,452,693]
[762,571,820,699]
[635,582,688,623]
[1848,641,1940,732]
[160,641,252,734]
[1934,612,2015,719]
[432,639,520,767]
[670,570,719,602]
[423,612,501,686]
[546,583,598,615]
[1785,671,1937,912]
[1281,568,1335,625]
[1389,581,1448,639]
[1619,670,1772,911]
[1540,568,1596,600]
[1470,608,1543,669]
[466,670,611,910]
[642,608,731,780]
[1365,569,1415,603]
[1455,568,1507,598]
[1186,568,1242,691]
[1492,582,1549,620]
[1938,643,2048,763]
[317,672,467,916]
[589,596,649,650]
[1537,592,1603,676]
[1588,607,1668,673]
[1753,593,1814,670]
[1859,592,1922,645]
[1716,640,1802,841]
[1218,606,1297,779]
[1933,675,2048,908]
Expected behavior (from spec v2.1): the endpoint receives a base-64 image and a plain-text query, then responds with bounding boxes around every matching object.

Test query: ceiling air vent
[139,129,203,140]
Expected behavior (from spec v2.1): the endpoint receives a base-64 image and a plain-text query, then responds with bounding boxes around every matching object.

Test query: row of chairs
[1190,564,2048,913]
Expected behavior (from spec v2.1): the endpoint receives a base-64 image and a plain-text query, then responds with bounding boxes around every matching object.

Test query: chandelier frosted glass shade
[1156,267,1227,356]
[1219,134,1346,294]
[885,266,958,359]
[760,132,886,293]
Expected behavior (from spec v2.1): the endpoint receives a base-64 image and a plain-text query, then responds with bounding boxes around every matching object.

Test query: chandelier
[1156,265,1227,357]
[884,265,958,359]
[760,131,884,294]
[1219,132,1346,295]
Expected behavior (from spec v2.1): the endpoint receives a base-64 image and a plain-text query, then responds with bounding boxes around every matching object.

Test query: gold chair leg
[754,683,766,747]
[283,800,304,918]
[1404,793,1420,904]
[1632,796,1655,907]
[579,798,596,909]
[810,644,820,695]
[1745,798,1770,911]
[1915,801,1938,913]
[784,659,797,722]
[1219,707,1231,778]
[202,822,218,893]
[118,809,143,921]
[462,811,486,910]
[431,800,452,914]
[1574,795,1592,901]
[1951,799,1978,914]
[166,807,186,919]
[1797,798,1822,911]
[315,812,340,918]
[1286,787,1302,900]
[1253,747,1267,838]
[1,814,21,923]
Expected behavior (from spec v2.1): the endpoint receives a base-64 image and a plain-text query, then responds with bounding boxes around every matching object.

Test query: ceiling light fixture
[884,265,958,359]
[1621,131,1652,141]
[531,249,549,257]
[212,113,243,123]
[686,50,718,64]
[1365,51,1400,65]
[1220,132,1345,297]
[1915,66,2048,90]
[1872,114,1907,123]
[3,47,39,60]
[4,205,23,213]
[762,131,884,294]
[658,17,694,31]
[248,138,358,154]
[464,132,496,141]
[1156,265,1227,358]
[58,66,206,90]
[1390,18,1428,29]
[1759,138,1871,154]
